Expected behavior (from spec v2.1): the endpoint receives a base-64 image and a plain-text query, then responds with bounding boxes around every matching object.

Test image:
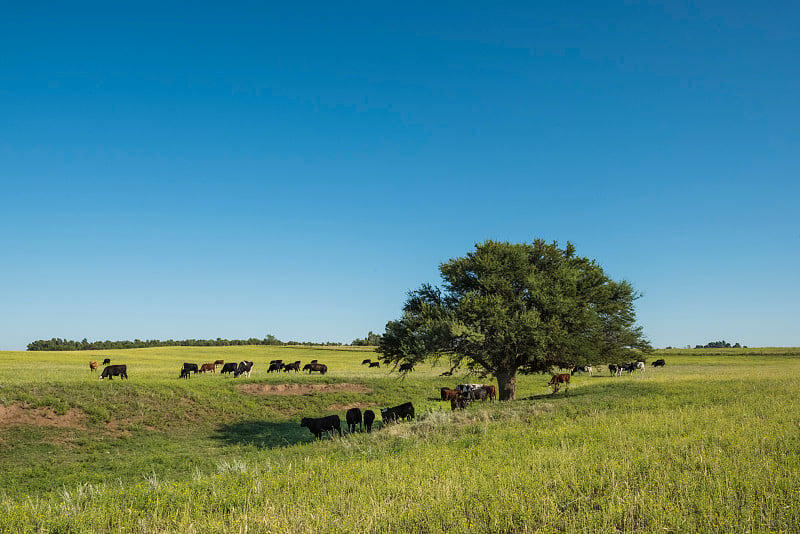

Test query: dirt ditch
[0,404,88,429]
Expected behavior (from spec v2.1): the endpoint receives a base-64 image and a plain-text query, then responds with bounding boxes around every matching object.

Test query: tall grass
[1,347,799,532]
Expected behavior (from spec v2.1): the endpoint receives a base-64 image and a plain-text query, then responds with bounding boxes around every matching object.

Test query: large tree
[378,239,651,400]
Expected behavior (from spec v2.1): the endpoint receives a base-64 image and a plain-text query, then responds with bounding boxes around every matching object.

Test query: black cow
[361,359,371,365]
[363,410,375,432]
[381,402,414,423]
[99,364,127,380]
[267,362,284,373]
[283,361,300,372]
[368,361,380,368]
[398,363,414,372]
[102,358,111,365]
[304,363,327,375]
[346,408,362,433]
[608,364,621,376]
[220,362,238,375]
[451,396,471,411]
[183,363,199,374]
[179,368,191,379]
[465,388,488,402]
[234,361,254,378]
[652,359,666,368]
[300,415,342,439]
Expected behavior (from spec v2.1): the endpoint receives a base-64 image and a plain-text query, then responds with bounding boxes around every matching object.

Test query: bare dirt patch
[0,404,87,429]
[238,383,372,396]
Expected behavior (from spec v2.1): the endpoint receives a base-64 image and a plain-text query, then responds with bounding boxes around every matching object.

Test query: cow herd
[300,402,412,440]
[550,359,667,393]
[440,383,497,411]
[85,353,668,441]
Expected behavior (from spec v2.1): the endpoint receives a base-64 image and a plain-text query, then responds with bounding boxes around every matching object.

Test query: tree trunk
[495,368,517,401]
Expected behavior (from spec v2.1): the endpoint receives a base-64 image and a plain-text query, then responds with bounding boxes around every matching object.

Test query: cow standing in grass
[548,373,570,393]
[300,415,342,439]
[100,365,128,380]
[346,408,362,433]
[363,410,375,432]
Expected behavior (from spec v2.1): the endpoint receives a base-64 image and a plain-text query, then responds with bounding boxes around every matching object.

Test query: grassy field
[0,346,799,533]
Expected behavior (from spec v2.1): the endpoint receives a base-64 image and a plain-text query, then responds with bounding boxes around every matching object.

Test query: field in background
[1,346,799,532]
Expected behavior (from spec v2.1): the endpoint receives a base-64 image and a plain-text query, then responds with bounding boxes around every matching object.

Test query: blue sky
[2,1,798,350]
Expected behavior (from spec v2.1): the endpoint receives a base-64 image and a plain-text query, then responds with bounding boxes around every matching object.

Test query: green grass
[1,346,799,532]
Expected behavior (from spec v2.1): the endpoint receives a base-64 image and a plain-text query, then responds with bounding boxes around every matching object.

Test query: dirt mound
[0,404,87,428]
[238,383,371,396]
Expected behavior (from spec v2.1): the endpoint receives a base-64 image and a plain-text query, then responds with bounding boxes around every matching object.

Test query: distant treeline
[695,340,746,349]
[25,335,349,351]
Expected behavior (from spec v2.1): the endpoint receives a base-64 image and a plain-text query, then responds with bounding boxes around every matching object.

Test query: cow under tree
[381,402,414,423]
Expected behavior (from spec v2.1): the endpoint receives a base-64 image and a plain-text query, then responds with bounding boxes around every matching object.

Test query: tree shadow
[521,388,595,401]
[213,420,316,449]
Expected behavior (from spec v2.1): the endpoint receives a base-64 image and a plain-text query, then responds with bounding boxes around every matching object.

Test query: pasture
[1,346,799,532]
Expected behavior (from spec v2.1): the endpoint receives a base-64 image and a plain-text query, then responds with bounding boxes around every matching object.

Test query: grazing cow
[267,362,284,373]
[183,363,199,374]
[368,361,380,368]
[102,358,111,365]
[465,387,489,402]
[89,361,99,372]
[398,363,414,372]
[608,364,621,376]
[179,368,191,379]
[652,359,666,368]
[220,362,238,375]
[440,387,459,401]
[283,361,300,372]
[361,359,372,365]
[304,363,327,375]
[300,415,342,439]
[482,384,497,401]
[548,373,570,393]
[234,361,254,378]
[451,396,471,411]
[381,402,414,423]
[456,384,483,394]
[199,363,216,373]
[100,364,127,380]
[572,366,594,376]
[346,407,363,433]
[214,360,224,367]
[363,410,375,432]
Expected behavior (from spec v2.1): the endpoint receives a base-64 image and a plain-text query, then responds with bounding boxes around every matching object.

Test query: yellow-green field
[1,346,799,532]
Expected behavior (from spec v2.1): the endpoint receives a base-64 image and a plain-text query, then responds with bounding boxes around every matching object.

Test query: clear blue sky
[2,1,798,351]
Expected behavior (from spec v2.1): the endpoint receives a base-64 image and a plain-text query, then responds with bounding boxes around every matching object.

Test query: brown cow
[214,360,224,367]
[548,373,570,393]
[440,387,459,401]
[199,363,216,373]
[89,361,98,372]
[482,384,497,401]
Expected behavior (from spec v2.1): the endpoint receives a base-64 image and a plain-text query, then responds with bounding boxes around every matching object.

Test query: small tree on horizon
[378,239,651,400]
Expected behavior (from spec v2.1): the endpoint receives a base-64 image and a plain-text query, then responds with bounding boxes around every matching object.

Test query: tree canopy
[378,239,651,400]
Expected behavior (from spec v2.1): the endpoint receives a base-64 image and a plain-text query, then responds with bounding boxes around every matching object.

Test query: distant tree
[352,331,383,346]
[378,240,651,400]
